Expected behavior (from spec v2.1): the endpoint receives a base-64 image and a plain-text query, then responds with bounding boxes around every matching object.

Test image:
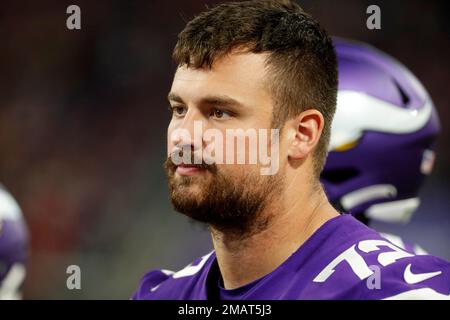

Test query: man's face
[165,52,284,235]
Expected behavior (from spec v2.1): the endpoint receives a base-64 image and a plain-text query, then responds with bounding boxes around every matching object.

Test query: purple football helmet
[0,184,28,299]
[321,38,440,224]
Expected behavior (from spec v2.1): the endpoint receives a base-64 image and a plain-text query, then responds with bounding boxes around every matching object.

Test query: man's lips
[176,164,205,176]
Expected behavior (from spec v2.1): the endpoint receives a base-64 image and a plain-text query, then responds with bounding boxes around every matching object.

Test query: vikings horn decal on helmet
[321,38,440,224]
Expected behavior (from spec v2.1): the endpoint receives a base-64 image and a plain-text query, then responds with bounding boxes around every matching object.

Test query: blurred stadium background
[0,0,448,298]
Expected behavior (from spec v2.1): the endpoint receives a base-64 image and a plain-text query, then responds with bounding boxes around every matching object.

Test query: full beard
[164,157,283,239]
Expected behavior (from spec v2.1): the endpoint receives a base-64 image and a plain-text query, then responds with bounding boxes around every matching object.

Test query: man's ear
[287,109,324,160]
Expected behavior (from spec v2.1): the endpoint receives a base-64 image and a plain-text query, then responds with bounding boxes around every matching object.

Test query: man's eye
[212,109,231,119]
[172,106,187,116]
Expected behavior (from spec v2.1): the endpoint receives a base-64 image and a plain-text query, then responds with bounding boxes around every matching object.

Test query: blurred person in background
[0,184,28,300]
[322,38,440,256]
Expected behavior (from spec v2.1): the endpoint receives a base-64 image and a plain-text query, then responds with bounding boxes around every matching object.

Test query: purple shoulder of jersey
[132,214,450,300]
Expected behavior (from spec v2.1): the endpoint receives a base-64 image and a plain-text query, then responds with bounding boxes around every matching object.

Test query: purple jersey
[133,214,450,300]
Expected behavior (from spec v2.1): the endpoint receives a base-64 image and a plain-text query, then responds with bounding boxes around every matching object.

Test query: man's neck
[210,187,339,290]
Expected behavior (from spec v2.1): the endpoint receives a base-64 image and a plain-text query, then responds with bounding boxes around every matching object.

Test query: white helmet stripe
[341,184,397,210]
[0,187,22,220]
[366,197,420,224]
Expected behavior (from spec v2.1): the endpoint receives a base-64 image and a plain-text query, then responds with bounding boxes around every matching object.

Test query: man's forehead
[170,52,271,104]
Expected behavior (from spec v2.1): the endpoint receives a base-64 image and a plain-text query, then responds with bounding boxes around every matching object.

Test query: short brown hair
[173,0,338,176]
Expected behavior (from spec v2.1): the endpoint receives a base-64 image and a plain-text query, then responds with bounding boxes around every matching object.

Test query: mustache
[165,150,217,173]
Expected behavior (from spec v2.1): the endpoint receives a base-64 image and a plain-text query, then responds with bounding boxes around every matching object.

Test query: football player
[133,0,450,299]
[321,38,441,255]
[0,184,28,300]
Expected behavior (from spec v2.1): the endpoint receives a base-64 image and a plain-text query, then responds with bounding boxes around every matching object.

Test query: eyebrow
[167,92,245,108]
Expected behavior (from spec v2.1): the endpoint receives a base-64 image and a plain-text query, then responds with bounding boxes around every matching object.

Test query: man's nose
[171,109,205,151]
